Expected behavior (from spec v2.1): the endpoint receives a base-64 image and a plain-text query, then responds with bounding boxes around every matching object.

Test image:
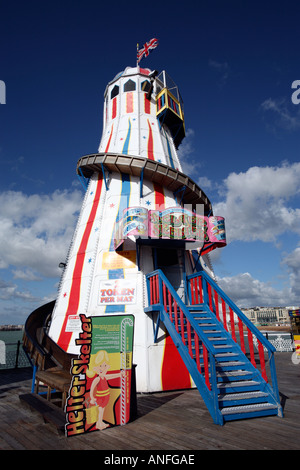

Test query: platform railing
[187,270,280,401]
[145,269,223,425]
[0,341,31,369]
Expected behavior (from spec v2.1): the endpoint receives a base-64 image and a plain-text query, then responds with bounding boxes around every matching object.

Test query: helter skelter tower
[48,64,226,393]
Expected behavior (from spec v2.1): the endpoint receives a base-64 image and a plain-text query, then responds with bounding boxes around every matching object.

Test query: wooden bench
[35,367,72,408]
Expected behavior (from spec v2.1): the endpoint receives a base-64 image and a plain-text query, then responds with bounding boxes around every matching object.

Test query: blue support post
[31,365,37,393]
[140,167,144,199]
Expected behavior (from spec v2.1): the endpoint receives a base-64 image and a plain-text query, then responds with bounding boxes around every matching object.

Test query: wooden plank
[0,352,299,450]
[19,393,66,432]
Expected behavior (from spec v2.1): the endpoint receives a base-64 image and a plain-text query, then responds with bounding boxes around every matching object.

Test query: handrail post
[269,351,281,406]
[202,276,209,306]
[209,353,221,424]
[158,272,163,304]
[14,340,20,368]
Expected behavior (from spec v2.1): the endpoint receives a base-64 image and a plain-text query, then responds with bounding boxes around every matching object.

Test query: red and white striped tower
[48,65,223,392]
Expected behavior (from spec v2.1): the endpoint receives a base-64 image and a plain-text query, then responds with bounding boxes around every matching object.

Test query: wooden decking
[0,352,299,450]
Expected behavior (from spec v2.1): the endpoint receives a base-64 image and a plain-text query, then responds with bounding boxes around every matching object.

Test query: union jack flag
[137,38,159,63]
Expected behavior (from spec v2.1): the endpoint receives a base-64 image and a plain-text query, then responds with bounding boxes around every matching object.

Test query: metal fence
[0,341,31,369]
[255,332,294,353]
[0,333,294,371]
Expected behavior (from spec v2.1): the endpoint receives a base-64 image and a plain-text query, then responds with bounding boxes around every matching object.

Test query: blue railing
[187,270,281,403]
[145,269,223,425]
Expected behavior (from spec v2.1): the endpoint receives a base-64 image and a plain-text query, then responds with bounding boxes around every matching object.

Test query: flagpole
[136,43,139,70]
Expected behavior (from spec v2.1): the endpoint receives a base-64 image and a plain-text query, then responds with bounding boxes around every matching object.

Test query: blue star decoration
[88,258,92,263]
[145,200,151,206]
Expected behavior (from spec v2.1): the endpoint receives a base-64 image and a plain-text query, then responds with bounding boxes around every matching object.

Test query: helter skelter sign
[114,206,226,250]
[65,314,134,437]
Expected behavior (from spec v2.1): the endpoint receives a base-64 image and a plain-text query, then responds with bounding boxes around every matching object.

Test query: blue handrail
[187,270,281,404]
[145,269,223,425]
[188,270,276,352]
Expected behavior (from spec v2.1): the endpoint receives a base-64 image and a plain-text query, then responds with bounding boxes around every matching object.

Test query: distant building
[241,307,293,326]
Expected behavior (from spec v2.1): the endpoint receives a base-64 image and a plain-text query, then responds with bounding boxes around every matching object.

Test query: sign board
[289,309,300,358]
[65,314,134,437]
[99,279,137,305]
[113,206,226,250]
[102,250,136,269]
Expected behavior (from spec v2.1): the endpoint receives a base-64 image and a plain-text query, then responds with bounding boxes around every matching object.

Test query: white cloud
[12,268,42,281]
[213,162,300,243]
[0,278,39,302]
[0,188,83,278]
[261,97,300,131]
[197,176,213,190]
[211,162,300,307]
[216,272,293,308]
[177,129,200,175]
[282,246,300,297]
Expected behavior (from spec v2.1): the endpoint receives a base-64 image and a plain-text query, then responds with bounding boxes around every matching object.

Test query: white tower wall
[48,66,216,392]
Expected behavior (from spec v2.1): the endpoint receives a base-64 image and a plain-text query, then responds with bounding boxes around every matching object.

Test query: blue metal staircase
[145,269,283,425]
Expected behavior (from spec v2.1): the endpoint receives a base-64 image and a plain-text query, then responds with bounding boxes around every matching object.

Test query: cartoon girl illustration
[89,350,125,430]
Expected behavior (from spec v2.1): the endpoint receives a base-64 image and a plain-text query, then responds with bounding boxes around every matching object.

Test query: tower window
[111,85,119,99]
[141,80,151,93]
[124,79,136,92]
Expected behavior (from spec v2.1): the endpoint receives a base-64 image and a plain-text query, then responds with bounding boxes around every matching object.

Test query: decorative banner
[149,207,204,241]
[114,206,226,250]
[65,314,134,437]
[99,279,137,305]
[114,207,148,249]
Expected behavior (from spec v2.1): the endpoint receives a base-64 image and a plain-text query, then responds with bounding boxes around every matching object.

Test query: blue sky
[0,0,300,324]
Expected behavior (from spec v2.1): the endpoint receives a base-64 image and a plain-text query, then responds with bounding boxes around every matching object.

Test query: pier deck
[0,352,299,450]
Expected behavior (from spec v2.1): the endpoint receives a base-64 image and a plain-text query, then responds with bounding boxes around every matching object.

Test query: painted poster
[65,314,134,437]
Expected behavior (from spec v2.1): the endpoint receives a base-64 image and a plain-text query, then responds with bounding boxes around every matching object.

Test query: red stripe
[153,183,165,209]
[57,175,103,351]
[105,123,114,153]
[147,119,154,160]
[144,94,151,114]
[126,92,133,113]
[112,97,117,119]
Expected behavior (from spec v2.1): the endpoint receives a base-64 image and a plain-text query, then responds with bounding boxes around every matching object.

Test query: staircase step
[207,337,227,341]
[218,391,269,407]
[221,402,279,419]
[146,272,282,425]
[217,380,261,394]
[217,370,253,382]
[213,344,234,351]
[201,330,223,334]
